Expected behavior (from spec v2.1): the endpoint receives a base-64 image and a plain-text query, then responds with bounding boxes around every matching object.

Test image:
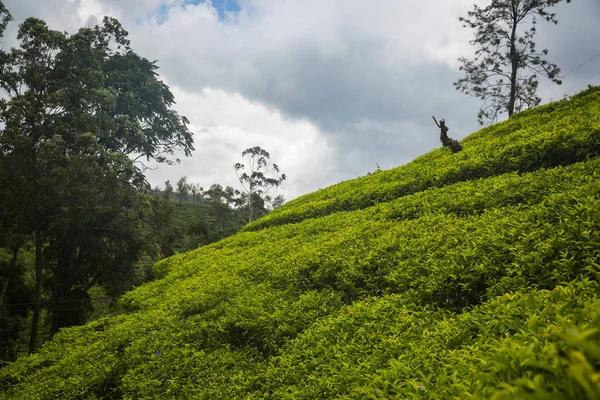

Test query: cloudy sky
[3,0,599,200]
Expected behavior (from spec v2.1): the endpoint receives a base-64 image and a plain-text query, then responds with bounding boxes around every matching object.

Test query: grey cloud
[119,1,485,177]
[4,0,597,132]
[3,0,598,192]
[535,0,600,101]
[234,41,480,177]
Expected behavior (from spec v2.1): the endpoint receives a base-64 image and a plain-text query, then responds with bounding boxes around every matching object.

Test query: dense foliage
[1,87,599,398]
[148,189,247,256]
[0,3,193,354]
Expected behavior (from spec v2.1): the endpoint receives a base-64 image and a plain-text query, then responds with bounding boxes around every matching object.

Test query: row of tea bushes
[259,280,600,399]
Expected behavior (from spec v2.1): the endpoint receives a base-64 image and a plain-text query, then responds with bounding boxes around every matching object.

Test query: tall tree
[176,176,189,205]
[234,147,286,223]
[0,6,193,352]
[189,183,203,216]
[454,0,571,125]
[163,180,174,200]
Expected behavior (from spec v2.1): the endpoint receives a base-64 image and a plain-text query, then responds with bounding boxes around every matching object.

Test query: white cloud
[144,87,336,200]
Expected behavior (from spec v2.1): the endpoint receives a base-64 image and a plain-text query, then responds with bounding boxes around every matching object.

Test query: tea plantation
[1,87,599,399]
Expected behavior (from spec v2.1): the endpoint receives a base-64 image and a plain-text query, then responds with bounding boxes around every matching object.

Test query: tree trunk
[248,190,253,223]
[29,229,43,354]
[49,269,62,338]
[0,249,17,307]
[0,281,8,308]
[507,5,519,118]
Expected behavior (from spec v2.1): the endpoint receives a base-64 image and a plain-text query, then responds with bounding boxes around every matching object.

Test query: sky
[2,0,599,201]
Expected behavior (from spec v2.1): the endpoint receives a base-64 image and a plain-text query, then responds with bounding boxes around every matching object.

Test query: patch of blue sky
[184,0,241,20]
[143,0,242,25]
[154,3,172,25]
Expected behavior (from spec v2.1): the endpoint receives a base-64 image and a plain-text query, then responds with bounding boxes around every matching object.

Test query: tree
[234,147,286,223]
[270,194,286,209]
[163,180,174,200]
[455,0,571,125]
[176,176,190,205]
[147,192,180,259]
[189,183,203,215]
[0,5,193,352]
[203,183,241,239]
[0,254,33,361]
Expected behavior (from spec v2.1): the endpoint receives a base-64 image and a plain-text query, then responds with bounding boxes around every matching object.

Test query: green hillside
[1,87,600,399]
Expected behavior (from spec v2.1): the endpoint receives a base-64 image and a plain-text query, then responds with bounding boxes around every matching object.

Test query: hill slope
[1,87,600,399]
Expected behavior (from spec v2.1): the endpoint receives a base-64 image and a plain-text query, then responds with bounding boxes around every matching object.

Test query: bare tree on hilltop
[432,117,463,153]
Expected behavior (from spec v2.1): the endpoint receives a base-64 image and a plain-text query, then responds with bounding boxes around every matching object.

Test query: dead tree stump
[432,116,463,153]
